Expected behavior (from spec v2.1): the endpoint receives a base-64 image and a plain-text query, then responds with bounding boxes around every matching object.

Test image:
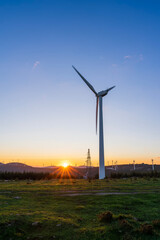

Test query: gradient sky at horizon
[0,0,160,166]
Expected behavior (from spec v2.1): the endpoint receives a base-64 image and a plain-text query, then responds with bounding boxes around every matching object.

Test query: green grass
[0,178,160,239]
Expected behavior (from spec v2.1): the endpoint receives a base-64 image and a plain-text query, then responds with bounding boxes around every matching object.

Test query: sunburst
[62,162,69,168]
[50,165,83,180]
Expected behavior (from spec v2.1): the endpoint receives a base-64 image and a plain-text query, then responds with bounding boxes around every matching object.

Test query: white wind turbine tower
[115,161,117,171]
[151,159,154,171]
[73,66,115,179]
[133,160,135,171]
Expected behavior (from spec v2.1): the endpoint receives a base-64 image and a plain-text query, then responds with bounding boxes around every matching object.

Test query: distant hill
[0,162,55,173]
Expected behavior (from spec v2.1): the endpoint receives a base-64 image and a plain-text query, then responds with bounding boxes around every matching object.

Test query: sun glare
[62,162,69,168]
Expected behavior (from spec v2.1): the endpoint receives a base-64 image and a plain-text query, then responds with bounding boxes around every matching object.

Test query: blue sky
[0,0,160,166]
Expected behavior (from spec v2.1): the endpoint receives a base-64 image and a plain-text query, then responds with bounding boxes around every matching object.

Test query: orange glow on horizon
[0,154,159,167]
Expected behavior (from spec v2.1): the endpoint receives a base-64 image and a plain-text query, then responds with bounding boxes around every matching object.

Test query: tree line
[0,171,79,180]
[0,171,160,180]
[110,171,160,178]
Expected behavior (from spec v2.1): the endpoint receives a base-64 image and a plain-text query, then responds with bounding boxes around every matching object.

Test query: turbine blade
[96,97,99,134]
[72,66,97,95]
[107,86,116,92]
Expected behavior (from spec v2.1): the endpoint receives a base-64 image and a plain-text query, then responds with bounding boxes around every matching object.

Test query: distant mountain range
[0,162,159,178]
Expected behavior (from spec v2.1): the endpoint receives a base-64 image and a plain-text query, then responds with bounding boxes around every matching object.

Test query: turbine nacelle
[97,91,107,97]
[97,86,115,97]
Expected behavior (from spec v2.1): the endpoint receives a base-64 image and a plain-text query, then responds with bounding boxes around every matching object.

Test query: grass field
[0,178,160,240]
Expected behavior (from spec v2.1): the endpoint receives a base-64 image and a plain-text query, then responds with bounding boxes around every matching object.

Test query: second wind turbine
[73,66,115,179]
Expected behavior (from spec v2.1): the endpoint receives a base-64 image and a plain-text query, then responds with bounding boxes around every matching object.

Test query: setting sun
[62,162,69,168]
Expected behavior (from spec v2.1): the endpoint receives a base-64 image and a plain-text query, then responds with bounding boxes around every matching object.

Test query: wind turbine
[72,66,115,179]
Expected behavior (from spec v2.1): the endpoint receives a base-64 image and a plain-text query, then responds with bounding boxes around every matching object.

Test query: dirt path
[0,190,159,197]
[59,191,160,196]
